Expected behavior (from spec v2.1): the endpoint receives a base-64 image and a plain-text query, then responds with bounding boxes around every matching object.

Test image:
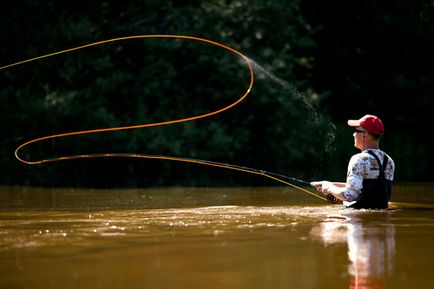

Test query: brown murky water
[1,184,434,289]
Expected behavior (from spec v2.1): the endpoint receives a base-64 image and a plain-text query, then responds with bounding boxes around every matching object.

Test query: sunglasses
[354,129,366,133]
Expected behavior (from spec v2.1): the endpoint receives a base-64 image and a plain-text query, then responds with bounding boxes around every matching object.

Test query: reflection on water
[311,212,396,289]
[1,184,434,289]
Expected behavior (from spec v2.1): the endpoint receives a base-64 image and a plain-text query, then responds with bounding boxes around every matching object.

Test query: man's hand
[310,181,333,195]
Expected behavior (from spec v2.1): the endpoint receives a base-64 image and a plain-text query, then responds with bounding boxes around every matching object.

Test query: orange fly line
[1,34,326,201]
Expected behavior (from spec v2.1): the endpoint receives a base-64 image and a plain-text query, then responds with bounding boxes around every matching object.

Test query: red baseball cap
[347,114,384,136]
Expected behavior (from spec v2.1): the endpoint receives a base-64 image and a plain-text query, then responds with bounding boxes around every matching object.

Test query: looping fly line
[1,34,326,202]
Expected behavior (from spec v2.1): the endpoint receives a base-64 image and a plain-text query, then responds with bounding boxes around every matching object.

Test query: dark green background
[1,0,432,187]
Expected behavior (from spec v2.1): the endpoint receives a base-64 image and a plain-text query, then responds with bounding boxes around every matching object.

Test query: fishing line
[1,34,327,202]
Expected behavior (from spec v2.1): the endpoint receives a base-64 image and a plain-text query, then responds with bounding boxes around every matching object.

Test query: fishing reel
[327,194,338,203]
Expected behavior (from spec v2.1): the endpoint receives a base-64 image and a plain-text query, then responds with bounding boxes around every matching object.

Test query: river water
[1,184,433,289]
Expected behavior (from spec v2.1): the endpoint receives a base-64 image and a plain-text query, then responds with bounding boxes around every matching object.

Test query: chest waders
[349,150,392,209]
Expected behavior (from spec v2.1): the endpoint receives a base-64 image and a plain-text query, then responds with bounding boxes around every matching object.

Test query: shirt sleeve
[342,154,365,202]
[385,153,395,181]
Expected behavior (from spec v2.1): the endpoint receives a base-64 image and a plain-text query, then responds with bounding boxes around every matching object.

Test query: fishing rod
[182,156,338,203]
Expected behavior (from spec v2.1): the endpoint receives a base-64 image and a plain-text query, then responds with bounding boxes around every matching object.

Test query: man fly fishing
[311,115,395,209]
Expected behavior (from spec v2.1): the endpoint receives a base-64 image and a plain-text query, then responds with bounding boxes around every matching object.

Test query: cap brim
[347,119,360,127]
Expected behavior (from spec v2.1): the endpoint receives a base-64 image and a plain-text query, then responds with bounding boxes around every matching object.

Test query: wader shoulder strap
[367,150,388,179]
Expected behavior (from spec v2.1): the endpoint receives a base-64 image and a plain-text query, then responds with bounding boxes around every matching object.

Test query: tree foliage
[0,0,334,187]
[1,0,432,187]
